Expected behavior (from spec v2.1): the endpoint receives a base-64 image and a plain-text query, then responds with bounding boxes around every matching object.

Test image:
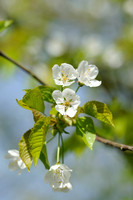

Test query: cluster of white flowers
[52,60,101,118]
[5,60,101,193]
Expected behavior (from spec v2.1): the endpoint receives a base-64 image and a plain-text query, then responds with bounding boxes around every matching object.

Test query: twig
[96,135,133,152]
[0,50,133,152]
[0,51,46,85]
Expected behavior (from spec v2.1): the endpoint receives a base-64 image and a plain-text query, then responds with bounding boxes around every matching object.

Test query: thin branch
[0,51,47,85]
[0,51,133,152]
[96,135,133,152]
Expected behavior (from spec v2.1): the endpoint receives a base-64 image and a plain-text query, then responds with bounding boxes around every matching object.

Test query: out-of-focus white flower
[5,149,26,175]
[123,0,133,16]
[52,63,78,87]
[52,88,80,117]
[77,60,101,87]
[45,163,72,192]
[103,46,124,68]
[45,31,67,57]
[82,36,103,57]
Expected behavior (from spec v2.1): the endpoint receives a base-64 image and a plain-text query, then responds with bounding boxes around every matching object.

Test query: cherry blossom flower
[52,63,78,87]
[52,88,80,117]
[45,163,72,192]
[5,149,26,175]
[77,60,102,87]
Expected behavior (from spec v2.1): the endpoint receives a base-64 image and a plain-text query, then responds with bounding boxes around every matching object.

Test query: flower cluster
[5,60,101,193]
[52,60,101,118]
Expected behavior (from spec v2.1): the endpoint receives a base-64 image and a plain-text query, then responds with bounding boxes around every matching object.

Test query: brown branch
[0,51,133,152]
[96,135,133,152]
[0,51,47,85]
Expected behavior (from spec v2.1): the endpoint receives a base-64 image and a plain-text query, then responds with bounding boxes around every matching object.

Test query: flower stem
[61,134,64,164]
[57,133,61,163]
[75,85,80,93]
[46,136,55,144]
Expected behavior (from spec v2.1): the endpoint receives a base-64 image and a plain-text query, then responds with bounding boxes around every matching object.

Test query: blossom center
[55,167,64,184]
[63,101,70,107]
[61,71,69,83]
[84,68,90,77]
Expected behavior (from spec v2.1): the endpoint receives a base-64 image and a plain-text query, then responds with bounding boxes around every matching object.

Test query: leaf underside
[19,130,32,172]
[40,143,50,169]
[76,116,96,150]
[29,117,50,167]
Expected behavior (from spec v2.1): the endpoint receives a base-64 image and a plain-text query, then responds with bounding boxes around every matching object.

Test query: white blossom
[77,60,102,87]
[52,88,80,117]
[45,163,72,192]
[52,63,78,87]
[5,149,26,175]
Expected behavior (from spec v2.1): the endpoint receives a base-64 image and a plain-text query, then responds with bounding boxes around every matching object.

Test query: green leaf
[0,20,13,33]
[21,87,45,113]
[76,117,96,150]
[50,107,58,116]
[29,117,50,167]
[16,99,31,110]
[19,130,32,172]
[83,101,114,127]
[37,86,56,104]
[40,143,50,169]
[32,109,45,122]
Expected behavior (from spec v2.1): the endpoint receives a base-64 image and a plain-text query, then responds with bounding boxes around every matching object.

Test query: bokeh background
[0,0,133,199]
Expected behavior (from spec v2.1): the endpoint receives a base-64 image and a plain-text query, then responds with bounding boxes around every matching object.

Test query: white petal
[52,64,61,79]
[77,60,88,75]
[54,79,64,86]
[5,149,19,159]
[50,164,60,171]
[61,63,78,79]
[61,164,72,171]
[65,107,77,117]
[70,95,80,109]
[53,182,72,192]
[52,90,64,104]
[17,159,26,169]
[86,79,102,87]
[55,105,65,115]
[45,171,54,184]
[62,80,75,87]
[8,161,20,171]
[89,65,99,79]
[62,88,75,101]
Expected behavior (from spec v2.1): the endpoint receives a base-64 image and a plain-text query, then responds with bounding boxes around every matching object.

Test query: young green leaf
[83,101,114,127]
[49,107,58,116]
[37,86,56,104]
[19,130,32,172]
[16,99,31,110]
[22,88,45,113]
[40,143,50,169]
[0,20,13,32]
[32,109,45,122]
[29,117,50,167]
[76,117,96,150]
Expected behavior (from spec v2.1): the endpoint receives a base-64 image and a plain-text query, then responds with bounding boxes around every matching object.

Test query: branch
[0,51,133,152]
[0,51,47,85]
[96,135,133,152]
